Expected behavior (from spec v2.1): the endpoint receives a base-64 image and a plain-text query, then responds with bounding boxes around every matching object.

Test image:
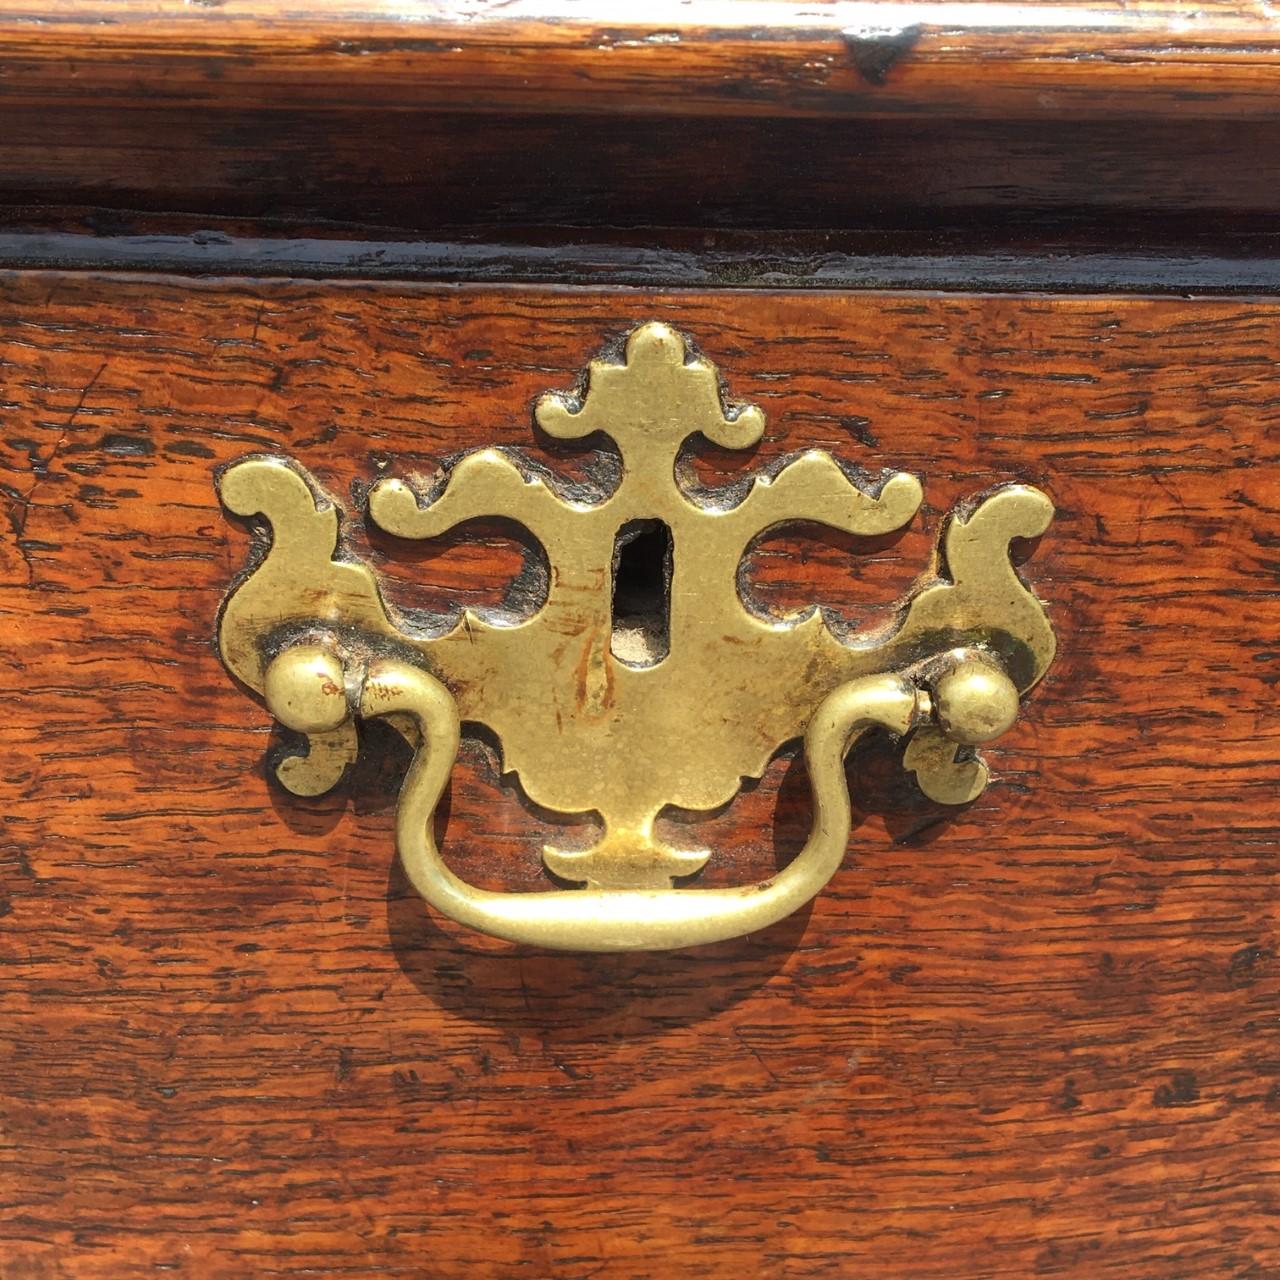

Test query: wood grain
[9,107,1280,234]
[2,0,1280,119]
[1,278,1277,1278]
[9,4,1280,238]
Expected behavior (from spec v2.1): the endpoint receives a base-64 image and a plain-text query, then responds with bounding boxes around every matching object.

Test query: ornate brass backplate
[216,322,1056,951]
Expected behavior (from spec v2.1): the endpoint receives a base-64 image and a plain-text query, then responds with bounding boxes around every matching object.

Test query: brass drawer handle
[217,323,1056,951]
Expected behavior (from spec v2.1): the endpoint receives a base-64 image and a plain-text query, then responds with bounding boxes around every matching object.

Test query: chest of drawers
[1,4,1278,1277]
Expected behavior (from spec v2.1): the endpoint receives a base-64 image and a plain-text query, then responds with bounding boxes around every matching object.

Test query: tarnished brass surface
[216,322,1057,951]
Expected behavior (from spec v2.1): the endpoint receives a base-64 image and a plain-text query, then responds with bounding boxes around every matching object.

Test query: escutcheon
[216,322,1056,951]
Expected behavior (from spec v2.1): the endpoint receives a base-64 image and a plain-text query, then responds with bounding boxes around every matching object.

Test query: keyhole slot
[610,520,673,668]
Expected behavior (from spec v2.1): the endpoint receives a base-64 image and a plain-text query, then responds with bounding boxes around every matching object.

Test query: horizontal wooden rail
[2,1,1280,118]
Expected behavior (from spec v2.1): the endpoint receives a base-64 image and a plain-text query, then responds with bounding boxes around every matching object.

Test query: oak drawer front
[2,276,1277,1277]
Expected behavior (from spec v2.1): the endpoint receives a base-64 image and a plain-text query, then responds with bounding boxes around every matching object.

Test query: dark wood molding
[3,6,1280,236]
[5,220,1280,295]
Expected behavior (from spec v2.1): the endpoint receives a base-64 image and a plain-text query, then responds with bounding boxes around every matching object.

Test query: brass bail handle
[218,321,1056,952]
[262,643,1021,953]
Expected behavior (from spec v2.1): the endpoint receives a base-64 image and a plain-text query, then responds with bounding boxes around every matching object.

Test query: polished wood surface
[5,2,1280,238]
[9,108,1280,234]
[1,278,1276,1276]
[2,0,1280,119]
